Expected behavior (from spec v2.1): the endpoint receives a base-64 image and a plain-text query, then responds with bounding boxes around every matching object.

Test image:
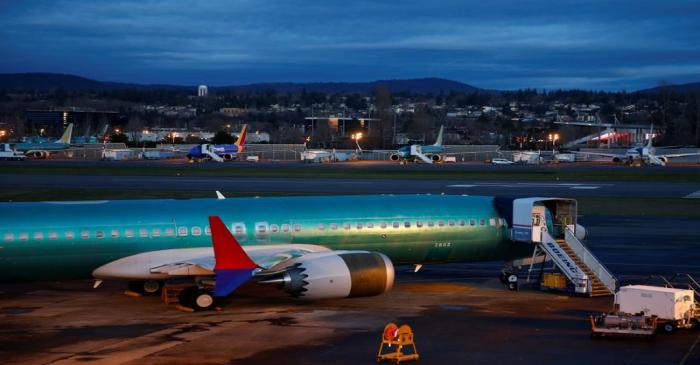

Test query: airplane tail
[235,124,248,152]
[433,125,444,146]
[57,123,74,144]
[209,216,258,297]
[646,124,654,148]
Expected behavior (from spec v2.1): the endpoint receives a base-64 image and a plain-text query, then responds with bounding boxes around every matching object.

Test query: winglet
[209,216,258,297]
[215,191,226,200]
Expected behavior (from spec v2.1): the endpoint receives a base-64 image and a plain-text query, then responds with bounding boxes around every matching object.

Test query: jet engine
[431,154,443,163]
[222,153,234,160]
[574,224,587,241]
[390,154,400,161]
[29,151,49,159]
[261,251,394,299]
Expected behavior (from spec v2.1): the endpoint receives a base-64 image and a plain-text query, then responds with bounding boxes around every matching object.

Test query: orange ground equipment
[377,323,420,363]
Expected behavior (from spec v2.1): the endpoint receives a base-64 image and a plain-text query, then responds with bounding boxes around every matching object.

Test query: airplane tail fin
[209,216,258,297]
[433,125,444,146]
[647,124,654,148]
[235,124,248,152]
[57,123,74,144]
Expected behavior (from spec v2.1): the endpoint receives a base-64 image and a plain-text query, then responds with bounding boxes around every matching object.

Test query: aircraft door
[531,205,546,242]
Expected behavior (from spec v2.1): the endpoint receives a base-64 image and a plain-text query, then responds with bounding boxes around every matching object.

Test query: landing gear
[178,286,216,311]
[128,280,163,296]
[500,271,519,291]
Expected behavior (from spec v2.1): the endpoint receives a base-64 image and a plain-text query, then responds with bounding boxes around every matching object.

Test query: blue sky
[0,0,699,90]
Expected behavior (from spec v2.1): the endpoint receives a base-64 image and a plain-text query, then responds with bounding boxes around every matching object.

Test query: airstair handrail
[540,229,589,294]
[564,227,617,293]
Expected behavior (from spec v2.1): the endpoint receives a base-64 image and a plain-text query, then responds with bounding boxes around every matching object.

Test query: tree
[374,86,393,148]
[211,130,235,144]
[109,133,128,143]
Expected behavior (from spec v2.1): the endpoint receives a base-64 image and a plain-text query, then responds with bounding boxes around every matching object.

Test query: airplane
[390,125,445,164]
[187,124,248,162]
[14,123,74,159]
[579,126,700,166]
[0,194,587,310]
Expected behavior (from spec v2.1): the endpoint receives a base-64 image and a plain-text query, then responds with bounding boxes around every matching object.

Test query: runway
[2,173,699,199]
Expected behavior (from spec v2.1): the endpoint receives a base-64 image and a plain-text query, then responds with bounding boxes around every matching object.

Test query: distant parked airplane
[390,125,445,164]
[187,124,248,162]
[14,123,73,159]
[580,126,700,166]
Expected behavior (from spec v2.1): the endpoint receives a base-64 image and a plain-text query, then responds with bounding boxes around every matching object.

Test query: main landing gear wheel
[128,280,163,296]
[178,287,216,311]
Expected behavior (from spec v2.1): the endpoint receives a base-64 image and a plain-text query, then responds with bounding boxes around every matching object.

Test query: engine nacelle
[574,224,587,241]
[267,251,394,300]
[659,156,669,164]
[612,157,621,163]
[390,154,400,161]
[222,153,233,160]
[431,154,443,163]
[29,151,49,159]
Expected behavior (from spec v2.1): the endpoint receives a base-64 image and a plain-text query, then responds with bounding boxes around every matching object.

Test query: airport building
[24,108,122,137]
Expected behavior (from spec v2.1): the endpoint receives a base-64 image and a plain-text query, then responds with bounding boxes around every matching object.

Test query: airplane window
[3,233,13,242]
[65,231,75,240]
[139,228,149,237]
[427,221,434,227]
[480,219,486,226]
[19,232,28,241]
[293,224,301,232]
[404,221,411,228]
[331,223,338,230]
[257,225,266,233]
[318,224,326,231]
[459,220,466,226]
[235,225,244,234]
[344,223,351,230]
[448,220,455,226]
[271,224,279,233]
[152,228,161,237]
[81,231,90,239]
[470,220,476,226]
[111,229,119,238]
[49,232,58,240]
[367,222,374,229]
[380,221,388,229]
[357,223,363,230]
[282,224,290,233]
[204,226,211,236]
[489,218,496,226]
[33,232,43,241]
[95,230,105,239]
[392,222,400,229]
[438,220,445,227]
[416,221,423,228]
[178,227,188,236]
[125,229,134,238]
[165,228,175,237]
[192,227,202,236]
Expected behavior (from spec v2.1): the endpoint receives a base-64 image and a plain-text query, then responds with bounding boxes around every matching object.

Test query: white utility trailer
[616,285,697,333]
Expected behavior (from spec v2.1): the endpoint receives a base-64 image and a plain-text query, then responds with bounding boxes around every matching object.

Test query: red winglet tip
[208,216,257,270]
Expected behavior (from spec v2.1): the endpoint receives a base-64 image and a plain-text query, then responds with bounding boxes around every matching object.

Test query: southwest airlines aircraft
[0,194,581,310]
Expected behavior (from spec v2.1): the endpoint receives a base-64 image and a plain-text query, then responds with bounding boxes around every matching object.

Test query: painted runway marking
[447,183,604,190]
[684,189,700,199]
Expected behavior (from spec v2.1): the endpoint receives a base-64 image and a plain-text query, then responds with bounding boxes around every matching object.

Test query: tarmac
[1,161,699,364]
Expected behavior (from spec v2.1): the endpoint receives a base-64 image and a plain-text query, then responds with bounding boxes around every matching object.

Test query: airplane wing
[656,152,700,159]
[575,151,623,159]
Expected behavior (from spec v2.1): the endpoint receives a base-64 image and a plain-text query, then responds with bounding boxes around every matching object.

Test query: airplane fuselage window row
[2,218,506,243]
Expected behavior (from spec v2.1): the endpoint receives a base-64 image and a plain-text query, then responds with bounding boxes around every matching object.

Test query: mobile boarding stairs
[507,198,617,297]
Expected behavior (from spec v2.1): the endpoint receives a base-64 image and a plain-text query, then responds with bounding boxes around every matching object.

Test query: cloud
[0,0,698,90]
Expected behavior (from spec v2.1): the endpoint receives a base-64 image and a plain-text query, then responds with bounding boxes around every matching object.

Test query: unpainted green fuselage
[0,195,529,282]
